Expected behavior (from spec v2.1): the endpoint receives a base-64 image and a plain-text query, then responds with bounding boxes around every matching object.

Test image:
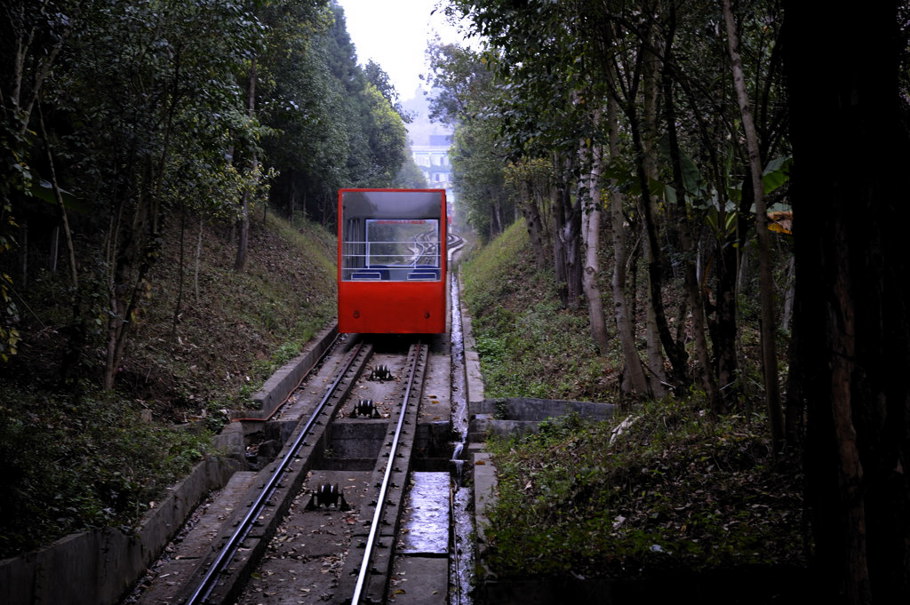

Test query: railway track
[131,335,452,605]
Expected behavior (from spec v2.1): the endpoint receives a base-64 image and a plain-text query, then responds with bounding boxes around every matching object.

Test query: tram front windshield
[341,191,443,282]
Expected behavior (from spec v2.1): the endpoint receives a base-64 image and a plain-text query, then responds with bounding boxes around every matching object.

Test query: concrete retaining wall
[0,448,244,605]
[251,324,338,418]
[468,397,617,442]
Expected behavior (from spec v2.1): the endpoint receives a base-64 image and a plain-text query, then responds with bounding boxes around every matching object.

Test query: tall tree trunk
[709,239,741,398]
[561,200,583,310]
[234,192,250,272]
[722,0,783,448]
[551,181,569,305]
[103,193,155,392]
[629,106,683,390]
[39,106,86,385]
[39,109,78,292]
[194,217,204,303]
[172,208,186,335]
[632,22,682,389]
[663,2,719,409]
[580,138,609,353]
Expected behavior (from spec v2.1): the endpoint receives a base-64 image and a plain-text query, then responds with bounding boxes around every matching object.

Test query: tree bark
[551,178,582,308]
[722,0,783,448]
[235,59,258,273]
[602,92,650,396]
[662,7,719,408]
[580,138,609,353]
[194,217,204,302]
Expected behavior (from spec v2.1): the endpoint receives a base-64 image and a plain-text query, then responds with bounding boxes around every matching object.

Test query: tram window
[341,219,440,281]
[339,190,444,281]
[366,219,438,266]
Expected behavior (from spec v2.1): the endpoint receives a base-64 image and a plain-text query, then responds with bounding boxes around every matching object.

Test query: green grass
[484,399,804,579]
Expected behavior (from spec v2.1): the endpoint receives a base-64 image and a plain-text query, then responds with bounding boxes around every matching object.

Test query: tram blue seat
[407,269,439,281]
[351,270,385,280]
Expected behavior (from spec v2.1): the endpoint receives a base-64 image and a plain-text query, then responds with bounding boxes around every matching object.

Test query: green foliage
[393,155,429,189]
[0,386,210,558]
[261,2,409,223]
[484,399,804,579]
[426,43,513,240]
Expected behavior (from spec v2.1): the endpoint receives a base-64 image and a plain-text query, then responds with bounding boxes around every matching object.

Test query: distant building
[411,134,454,189]
[403,89,456,220]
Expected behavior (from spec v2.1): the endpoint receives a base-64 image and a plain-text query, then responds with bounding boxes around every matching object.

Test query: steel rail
[350,342,426,604]
[186,341,367,605]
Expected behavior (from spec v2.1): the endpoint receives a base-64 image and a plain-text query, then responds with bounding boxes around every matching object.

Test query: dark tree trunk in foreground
[785,3,910,603]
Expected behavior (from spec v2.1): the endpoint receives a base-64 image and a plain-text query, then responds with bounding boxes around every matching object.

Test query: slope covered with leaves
[0,212,335,558]
[460,221,806,587]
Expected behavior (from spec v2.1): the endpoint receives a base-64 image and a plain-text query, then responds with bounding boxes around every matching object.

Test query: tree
[393,155,429,189]
[426,43,512,241]
[6,0,265,389]
[442,0,793,408]
[451,117,510,241]
[257,1,340,223]
[721,0,782,446]
[0,0,86,363]
[364,59,411,123]
[256,2,407,225]
[785,2,910,602]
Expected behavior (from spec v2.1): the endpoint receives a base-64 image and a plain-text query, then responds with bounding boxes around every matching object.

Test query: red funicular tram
[337,189,447,334]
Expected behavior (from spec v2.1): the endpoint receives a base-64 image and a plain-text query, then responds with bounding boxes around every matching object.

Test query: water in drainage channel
[448,274,474,605]
[393,273,474,604]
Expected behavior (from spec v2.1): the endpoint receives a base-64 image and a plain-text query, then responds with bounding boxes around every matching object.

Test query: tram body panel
[337,189,447,334]
[338,281,446,333]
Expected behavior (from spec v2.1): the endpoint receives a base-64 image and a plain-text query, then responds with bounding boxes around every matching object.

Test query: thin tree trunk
[562,203,583,310]
[234,193,250,272]
[19,220,27,289]
[194,217,204,302]
[39,108,78,291]
[49,226,59,273]
[606,97,650,396]
[580,139,609,353]
[551,183,568,305]
[722,0,783,449]
[662,8,719,408]
[172,208,186,335]
[235,59,258,272]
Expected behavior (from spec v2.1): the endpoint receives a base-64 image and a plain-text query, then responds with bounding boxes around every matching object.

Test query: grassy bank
[0,211,335,558]
[460,220,805,582]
